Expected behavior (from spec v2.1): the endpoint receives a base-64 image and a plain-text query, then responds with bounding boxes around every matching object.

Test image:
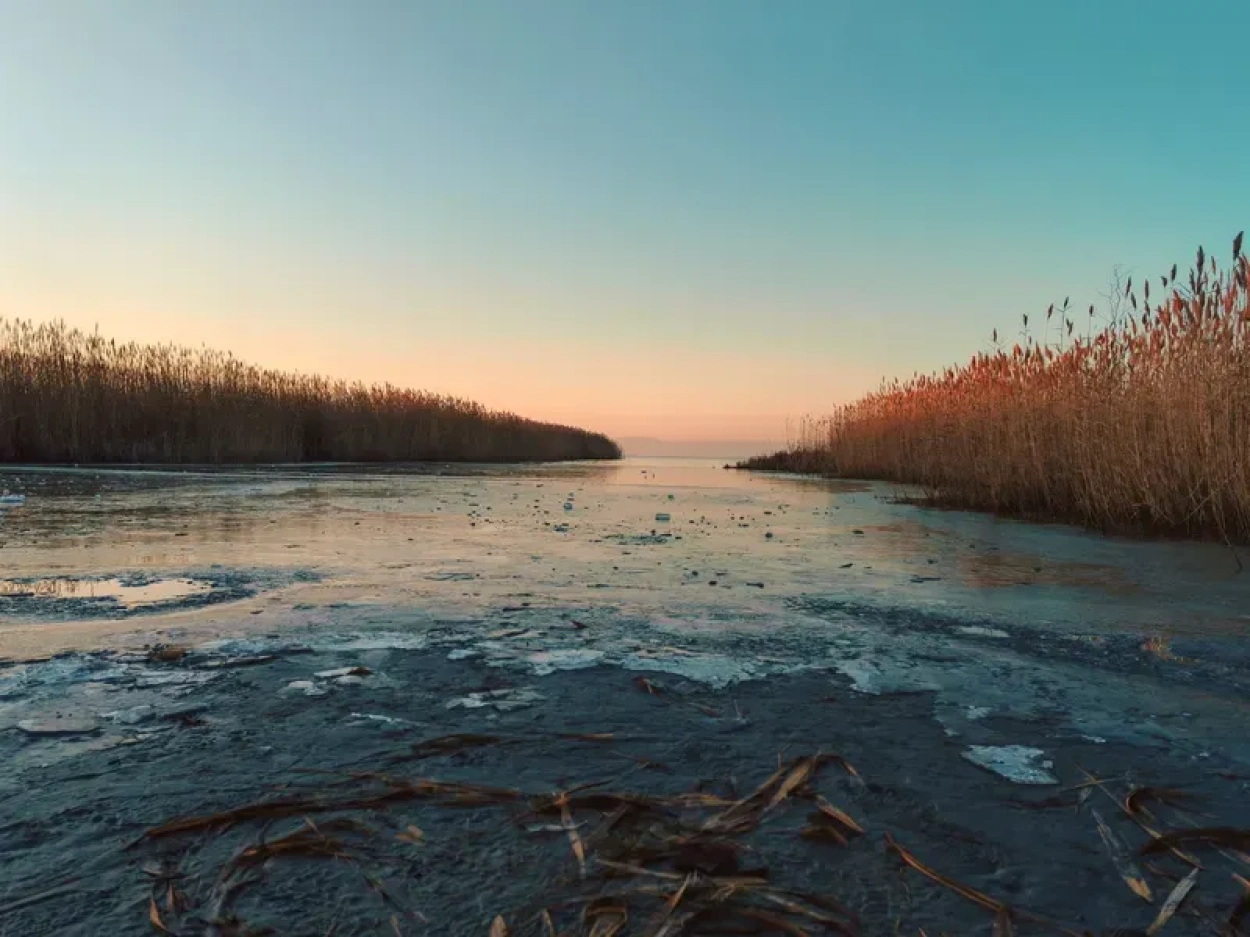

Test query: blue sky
[1,1,1246,441]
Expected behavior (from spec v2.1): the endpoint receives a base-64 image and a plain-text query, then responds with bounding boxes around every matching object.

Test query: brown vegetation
[132,728,1250,934]
[0,319,620,464]
[743,235,1250,543]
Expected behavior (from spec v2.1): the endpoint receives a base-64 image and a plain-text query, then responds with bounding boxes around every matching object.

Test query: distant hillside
[0,318,621,464]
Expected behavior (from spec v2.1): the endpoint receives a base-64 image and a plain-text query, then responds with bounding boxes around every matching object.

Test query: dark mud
[2,644,1247,936]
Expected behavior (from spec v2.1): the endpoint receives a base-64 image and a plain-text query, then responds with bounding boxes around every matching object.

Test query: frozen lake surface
[3,458,1250,933]
[2,457,1249,772]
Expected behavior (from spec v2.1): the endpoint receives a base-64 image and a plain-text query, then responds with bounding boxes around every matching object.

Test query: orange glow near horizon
[2,291,877,445]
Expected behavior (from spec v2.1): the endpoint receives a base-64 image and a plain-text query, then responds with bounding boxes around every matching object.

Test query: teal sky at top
[1,1,1246,441]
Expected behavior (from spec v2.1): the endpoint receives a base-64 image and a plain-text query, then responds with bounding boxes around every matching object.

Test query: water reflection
[957,551,1137,595]
[0,576,211,607]
[0,458,1247,642]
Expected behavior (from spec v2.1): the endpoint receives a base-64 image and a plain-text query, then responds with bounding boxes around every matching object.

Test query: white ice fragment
[527,648,604,676]
[349,712,411,725]
[102,705,156,725]
[831,659,882,694]
[966,706,991,720]
[321,634,428,652]
[132,669,218,689]
[620,652,757,689]
[962,745,1058,784]
[281,680,326,697]
[447,648,479,660]
[955,626,1009,639]
[17,716,98,737]
[446,686,545,712]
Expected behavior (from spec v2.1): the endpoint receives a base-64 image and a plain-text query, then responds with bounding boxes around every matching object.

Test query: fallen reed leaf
[395,824,424,845]
[1092,808,1153,902]
[1229,874,1250,933]
[143,776,520,839]
[884,834,1006,914]
[814,795,864,835]
[704,753,841,834]
[148,897,171,934]
[1125,787,1192,818]
[1140,827,1250,855]
[1145,868,1198,935]
[767,755,824,810]
[556,792,587,878]
[800,816,849,846]
[489,914,508,937]
[585,897,629,937]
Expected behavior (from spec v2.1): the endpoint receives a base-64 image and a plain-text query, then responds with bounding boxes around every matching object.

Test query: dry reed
[744,235,1250,543]
[0,319,620,464]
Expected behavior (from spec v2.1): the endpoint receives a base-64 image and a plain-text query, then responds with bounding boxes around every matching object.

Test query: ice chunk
[528,648,605,675]
[17,716,99,737]
[620,651,757,688]
[956,626,1009,639]
[280,680,327,697]
[315,666,372,679]
[962,745,1057,784]
[446,687,544,712]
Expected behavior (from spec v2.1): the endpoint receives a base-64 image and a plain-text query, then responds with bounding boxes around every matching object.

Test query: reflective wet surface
[2,457,1249,773]
[0,576,211,606]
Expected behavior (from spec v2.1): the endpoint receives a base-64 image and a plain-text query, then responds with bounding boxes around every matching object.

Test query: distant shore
[0,318,620,465]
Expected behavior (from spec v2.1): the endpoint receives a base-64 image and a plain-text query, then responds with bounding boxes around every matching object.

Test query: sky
[1,1,1247,448]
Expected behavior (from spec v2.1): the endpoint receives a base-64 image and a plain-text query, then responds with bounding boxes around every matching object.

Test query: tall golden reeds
[0,319,620,464]
[745,235,1250,543]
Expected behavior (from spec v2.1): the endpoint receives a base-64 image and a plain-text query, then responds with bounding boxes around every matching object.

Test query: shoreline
[734,457,1250,548]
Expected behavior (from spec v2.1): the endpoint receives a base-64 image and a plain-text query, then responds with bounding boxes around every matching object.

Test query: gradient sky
[1,1,1247,444]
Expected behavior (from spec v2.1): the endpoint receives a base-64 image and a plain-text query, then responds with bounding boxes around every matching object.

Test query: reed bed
[744,235,1250,543]
[0,319,620,464]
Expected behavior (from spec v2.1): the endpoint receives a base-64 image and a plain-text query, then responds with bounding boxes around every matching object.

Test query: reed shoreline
[0,319,620,465]
[743,236,1250,545]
